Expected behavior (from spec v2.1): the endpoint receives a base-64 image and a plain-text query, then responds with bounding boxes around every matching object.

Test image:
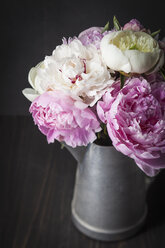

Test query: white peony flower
[23,40,114,106]
[100,30,164,74]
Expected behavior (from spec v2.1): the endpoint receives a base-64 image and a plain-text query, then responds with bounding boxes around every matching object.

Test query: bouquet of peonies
[23,17,165,176]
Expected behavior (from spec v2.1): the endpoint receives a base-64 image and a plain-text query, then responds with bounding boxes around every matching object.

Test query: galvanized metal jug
[65,143,149,241]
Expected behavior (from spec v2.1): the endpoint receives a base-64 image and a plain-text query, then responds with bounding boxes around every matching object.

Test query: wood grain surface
[1,116,165,248]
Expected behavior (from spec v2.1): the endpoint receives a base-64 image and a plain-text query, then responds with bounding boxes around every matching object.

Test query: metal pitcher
[65,143,149,241]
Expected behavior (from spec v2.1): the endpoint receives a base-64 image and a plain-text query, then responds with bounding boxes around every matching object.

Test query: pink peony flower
[78,27,104,49]
[97,77,165,176]
[145,72,164,84]
[30,90,101,147]
[123,19,144,31]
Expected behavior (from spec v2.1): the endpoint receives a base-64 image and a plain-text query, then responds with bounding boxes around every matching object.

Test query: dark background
[1,0,165,115]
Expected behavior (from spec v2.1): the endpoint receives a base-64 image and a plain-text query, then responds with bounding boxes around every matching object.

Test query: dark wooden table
[1,116,165,248]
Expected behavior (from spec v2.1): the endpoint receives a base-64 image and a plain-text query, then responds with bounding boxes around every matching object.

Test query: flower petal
[22,88,39,102]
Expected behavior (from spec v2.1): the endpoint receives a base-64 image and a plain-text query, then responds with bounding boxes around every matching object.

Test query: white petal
[28,61,43,89]
[146,49,164,74]
[22,88,39,102]
[100,33,131,73]
[101,31,161,74]
[124,49,160,73]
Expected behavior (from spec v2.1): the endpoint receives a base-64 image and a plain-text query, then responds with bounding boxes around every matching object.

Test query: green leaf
[129,44,138,50]
[61,143,65,149]
[102,21,109,33]
[100,123,107,135]
[103,124,108,136]
[113,16,121,31]
[151,29,161,38]
[120,73,125,89]
[160,68,165,80]
[97,132,101,139]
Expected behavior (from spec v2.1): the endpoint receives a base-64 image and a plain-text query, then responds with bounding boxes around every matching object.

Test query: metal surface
[66,143,147,241]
